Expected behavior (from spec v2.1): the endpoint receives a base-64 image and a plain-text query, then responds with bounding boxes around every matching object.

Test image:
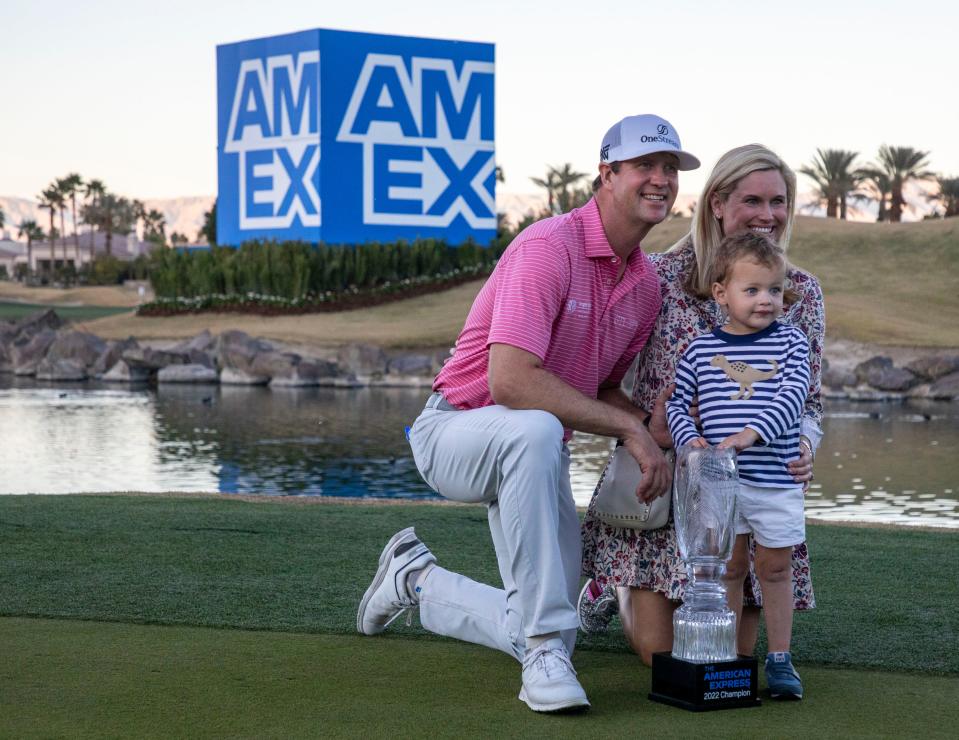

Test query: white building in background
[0,238,23,277]
[0,231,157,277]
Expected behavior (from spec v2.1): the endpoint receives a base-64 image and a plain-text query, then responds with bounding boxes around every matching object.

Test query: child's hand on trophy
[717,428,760,452]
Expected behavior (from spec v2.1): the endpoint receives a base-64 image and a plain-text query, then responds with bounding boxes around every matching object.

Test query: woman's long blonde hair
[671,144,797,298]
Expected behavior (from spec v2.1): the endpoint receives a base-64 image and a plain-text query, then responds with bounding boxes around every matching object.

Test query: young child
[666,231,810,700]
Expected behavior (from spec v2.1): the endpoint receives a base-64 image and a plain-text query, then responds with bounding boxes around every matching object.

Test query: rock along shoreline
[2,308,958,400]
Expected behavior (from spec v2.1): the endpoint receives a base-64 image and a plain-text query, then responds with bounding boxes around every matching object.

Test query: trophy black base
[649,652,761,711]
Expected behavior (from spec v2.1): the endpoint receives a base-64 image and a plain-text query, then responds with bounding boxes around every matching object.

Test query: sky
[2,0,957,202]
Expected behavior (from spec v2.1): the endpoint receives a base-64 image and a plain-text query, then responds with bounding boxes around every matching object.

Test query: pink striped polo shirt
[434,198,662,434]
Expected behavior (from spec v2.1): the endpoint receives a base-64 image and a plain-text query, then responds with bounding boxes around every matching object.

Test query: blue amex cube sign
[216,29,496,246]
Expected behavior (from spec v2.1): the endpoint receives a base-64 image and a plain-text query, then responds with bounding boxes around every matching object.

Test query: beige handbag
[593,442,672,530]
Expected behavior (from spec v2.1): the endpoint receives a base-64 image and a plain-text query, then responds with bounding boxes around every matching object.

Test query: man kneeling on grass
[357,114,700,712]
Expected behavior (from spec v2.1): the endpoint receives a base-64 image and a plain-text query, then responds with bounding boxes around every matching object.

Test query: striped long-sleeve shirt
[666,321,810,487]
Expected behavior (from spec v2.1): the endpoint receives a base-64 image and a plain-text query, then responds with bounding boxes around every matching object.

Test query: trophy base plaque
[649,652,761,711]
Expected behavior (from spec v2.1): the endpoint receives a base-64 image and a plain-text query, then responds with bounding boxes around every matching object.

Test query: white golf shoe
[519,639,590,712]
[356,527,436,635]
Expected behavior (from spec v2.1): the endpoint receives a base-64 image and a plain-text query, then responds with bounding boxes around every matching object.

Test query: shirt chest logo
[566,298,592,316]
[612,314,639,330]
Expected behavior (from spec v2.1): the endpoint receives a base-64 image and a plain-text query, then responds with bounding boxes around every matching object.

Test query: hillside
[642,215,959,347]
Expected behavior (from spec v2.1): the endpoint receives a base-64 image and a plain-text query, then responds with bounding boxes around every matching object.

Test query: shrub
[146,238,506,303]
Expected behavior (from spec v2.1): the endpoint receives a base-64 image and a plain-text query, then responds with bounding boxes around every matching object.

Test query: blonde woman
[579,144,823,698]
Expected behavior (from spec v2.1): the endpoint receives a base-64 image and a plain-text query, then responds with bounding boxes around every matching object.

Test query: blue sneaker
[577,579,618,634]
[765,652,803,700]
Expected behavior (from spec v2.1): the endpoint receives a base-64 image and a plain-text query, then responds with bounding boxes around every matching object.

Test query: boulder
[906,354,959,382]
[11,329,57,376]
[270,359,339,387]
[337,343,387,377]
[158,364,219,384]
[0,325,16,372]
[92,337,140,377]
[102,360,152,383]
[250,350,302,378]
[822,364,858,388]
[853,356,920,392]
[928,371,959,400]
[220,367,270,385]
[186,348,215,368]
[121,346,193,370]
[13,308,63,339]
[35,357,87,381]
[44,330,107,370]
[216,330,271,373]
[0,320,16,345]
[387,353,434,377]
[172,330,216,354]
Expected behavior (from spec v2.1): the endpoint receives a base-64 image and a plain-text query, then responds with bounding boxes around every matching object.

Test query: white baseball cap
[599,114,700,170]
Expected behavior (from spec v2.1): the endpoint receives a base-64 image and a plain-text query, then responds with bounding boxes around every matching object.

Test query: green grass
[1,495,956,674]
[1,495,957,737]
[787,217,959,347]
[0,300,130,322]
[2,618,957,739]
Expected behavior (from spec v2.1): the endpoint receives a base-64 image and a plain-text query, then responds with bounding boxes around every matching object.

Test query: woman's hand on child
[788,440,815,492]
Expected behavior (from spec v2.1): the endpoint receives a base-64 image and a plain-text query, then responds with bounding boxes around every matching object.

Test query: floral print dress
[581,238,824,609]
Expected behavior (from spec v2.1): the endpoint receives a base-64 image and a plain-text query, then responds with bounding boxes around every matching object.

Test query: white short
[734,482,805,548]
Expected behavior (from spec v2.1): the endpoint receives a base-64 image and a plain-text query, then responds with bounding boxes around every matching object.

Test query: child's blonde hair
[709,232,785,286]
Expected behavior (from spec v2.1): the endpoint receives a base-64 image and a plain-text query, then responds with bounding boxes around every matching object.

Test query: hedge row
[147,238,509,301]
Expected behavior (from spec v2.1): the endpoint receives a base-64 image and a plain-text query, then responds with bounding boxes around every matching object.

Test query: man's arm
[488,343,670,501]
[597,384,674,449]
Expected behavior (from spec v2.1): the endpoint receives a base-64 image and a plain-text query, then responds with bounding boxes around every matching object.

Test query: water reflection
[1,376,957,528]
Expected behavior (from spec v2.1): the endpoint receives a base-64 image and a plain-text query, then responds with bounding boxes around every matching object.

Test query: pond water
[1,376,957,528]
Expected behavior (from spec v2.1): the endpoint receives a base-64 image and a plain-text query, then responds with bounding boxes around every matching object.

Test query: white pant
[734,482,806,548]
[408,395,581,661]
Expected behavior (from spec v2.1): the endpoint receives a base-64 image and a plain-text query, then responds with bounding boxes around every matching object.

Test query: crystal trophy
[649,444,761,711]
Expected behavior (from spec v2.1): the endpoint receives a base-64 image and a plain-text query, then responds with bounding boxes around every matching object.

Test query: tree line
[524,146,958,223]
[3,173,193,281]
[800,146,957,221]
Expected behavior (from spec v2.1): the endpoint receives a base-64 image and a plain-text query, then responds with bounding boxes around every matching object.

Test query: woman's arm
[788,270,825,452]
[786,269,826,484]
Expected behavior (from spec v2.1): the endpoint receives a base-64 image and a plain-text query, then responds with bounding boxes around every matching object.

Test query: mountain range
[0,184,938,245]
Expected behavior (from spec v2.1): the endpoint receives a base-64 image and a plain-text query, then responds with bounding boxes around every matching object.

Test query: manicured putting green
[3,618,956,738]
[0,300,131,321]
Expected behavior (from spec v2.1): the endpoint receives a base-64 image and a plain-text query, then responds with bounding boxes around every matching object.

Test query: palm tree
[43,181,69,265]
[83,179,106,258]
[37,188,58,272]
[143,209,167,246]
[0,206,5,232]
[131,199,146,240]
[928,175,959,218]
[531,164,588,215]
[552,163,588,214]
[530,167,562,215]
[17,219,43,276]
[856,167,892,222]
[870,145,934,223]
[198,200,217,245]
[799,149,861,219]
[84,194,135,256]
[59,173,84,261]
[169,231,188,247]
